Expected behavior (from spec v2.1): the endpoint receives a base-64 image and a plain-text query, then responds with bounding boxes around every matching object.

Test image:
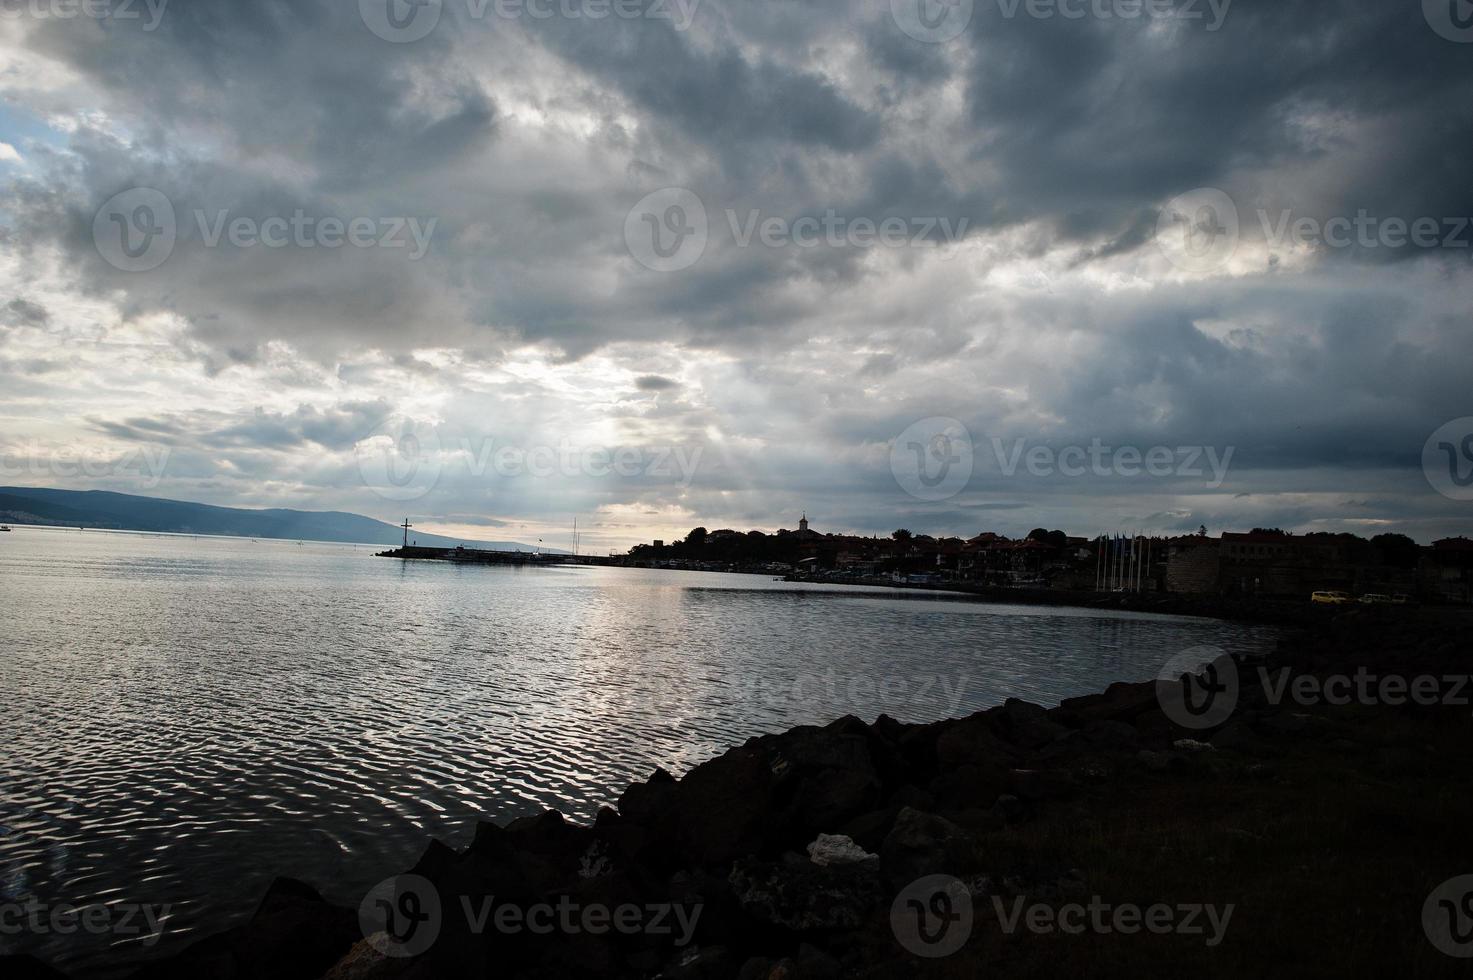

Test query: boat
[0,525,11,532]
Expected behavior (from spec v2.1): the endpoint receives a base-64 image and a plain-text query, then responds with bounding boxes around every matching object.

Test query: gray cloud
[1,0,1471,548]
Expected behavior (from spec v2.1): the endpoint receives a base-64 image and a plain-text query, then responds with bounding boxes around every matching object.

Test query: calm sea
[0,526,1277,975]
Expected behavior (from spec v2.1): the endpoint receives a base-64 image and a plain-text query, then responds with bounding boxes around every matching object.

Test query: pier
[373,545,579,564]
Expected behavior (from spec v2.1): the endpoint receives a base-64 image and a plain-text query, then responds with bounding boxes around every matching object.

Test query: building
[1166,536,1220,594]
[1425,537,1473,603]
[1163,531,1429,599]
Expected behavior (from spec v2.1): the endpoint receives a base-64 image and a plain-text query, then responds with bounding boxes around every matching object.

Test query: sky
[1,0,1471,553]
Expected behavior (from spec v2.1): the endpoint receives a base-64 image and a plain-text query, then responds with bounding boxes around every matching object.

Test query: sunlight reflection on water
[0,527,1277,975]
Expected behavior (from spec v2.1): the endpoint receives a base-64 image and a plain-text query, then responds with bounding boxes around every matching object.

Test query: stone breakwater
[6,607,1472,979]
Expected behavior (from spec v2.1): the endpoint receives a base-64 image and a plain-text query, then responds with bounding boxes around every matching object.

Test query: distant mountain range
[0,487,553,552]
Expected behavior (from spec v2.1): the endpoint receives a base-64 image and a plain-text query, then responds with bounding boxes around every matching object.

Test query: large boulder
[1053,681,1159,727]
[934,714,1017,771]
[618,750,778,867]
[769,725,884,838]
[127,877,357,980]
[878,808,982,888]
[993,699,1070,750]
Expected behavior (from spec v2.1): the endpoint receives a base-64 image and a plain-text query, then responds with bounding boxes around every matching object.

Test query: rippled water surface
[0,527,1278,975]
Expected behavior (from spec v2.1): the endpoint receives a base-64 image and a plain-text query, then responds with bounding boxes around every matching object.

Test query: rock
[1210,720,1255,751]
[1260,713,1309,736]
[1008,768,1078,801]
[796,942,842,980]
[767,958,798,980]
[1173,738,1216,752]
[896,722,943,771]
[836,808,895,852]
[443,827,554,903]
[887,784,936,812]
[927,763,1008,810]
[728,859,883,931]
[738,957,774,980]
[662,945,735,980]
[935,714,1015,770]
[954,805,1007,833]
[126,877,358,980]
[1081,719,1139,748]
[991,793,1027,824]
[805,833,877,866]
[1137,749,1171,772]
[674,746,780,865]
[1055,681,1159,726]
[995,698,1070,749]
[322,939,400,980]
[617,769,678,826]
[0,956,70,980]
[770,727,884,837]
[879,807,980,887]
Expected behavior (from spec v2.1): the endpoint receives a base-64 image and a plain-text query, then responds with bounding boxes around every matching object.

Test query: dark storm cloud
[4,0,1473,542]
[861,15,952,84]
[87,402,393,453]
[526,12,881,157]
[956,1,1473,252]
[10,0,1470,356]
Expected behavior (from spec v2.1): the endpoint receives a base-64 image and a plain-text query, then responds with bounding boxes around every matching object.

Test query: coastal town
[623,515,1473,604]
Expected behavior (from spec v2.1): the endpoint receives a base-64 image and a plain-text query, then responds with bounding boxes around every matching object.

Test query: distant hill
[0,487,554,551]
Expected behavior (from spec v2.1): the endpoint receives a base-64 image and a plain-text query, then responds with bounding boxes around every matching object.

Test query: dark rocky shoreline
[9,605,1473,979]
